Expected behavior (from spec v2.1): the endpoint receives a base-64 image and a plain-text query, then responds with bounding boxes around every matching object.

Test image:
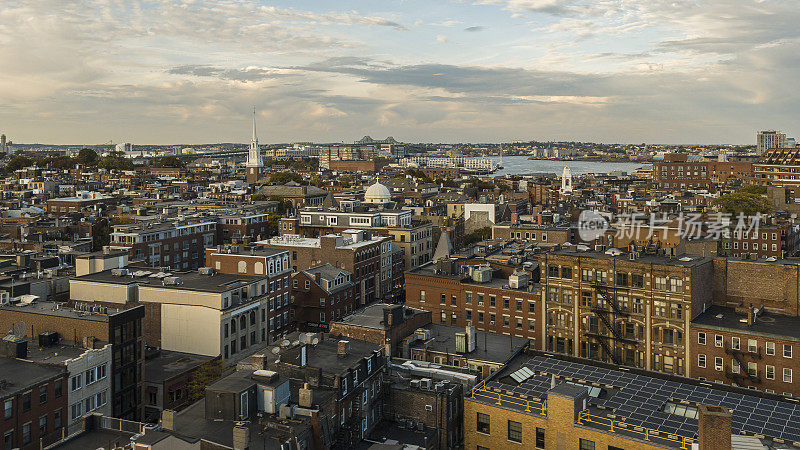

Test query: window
[54,409,62,429]
[715,335,723,348]
[39,386,47,405]
[767,365,775,380]
[784,344,793,358]
[714,357,723,371]
[22,392,30,412]
[561,267,572,279]
[748,339,757,353]
[785,368,793,383]
[420,290,426,302]
[579,439,595,450]
[654,276,667,291]
[767,342,775,355]
[631,273,644,287]
[71,374,82,391]
[732,337,740,350]
[698,354,706,368]
[698,332,706,345]
[22,422,30,445]
[508,420,522,443]
[476,412,490,434]
[535,427,545,448]
[3,399,11,419]
[748,362,757,377]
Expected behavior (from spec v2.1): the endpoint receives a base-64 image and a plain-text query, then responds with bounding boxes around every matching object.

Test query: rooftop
[0,300,111,322]
[74,269,265,293]
[473,350,800,446]
[550,248,713,267]
[692,305,800,341]
[333,303,428,330]
[411,323,528,364]
[0,358,64,399]
[145,350,216,384]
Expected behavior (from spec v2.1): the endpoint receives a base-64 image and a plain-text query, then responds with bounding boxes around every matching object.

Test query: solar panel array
[486,356,800,443]
[509,366,534,383]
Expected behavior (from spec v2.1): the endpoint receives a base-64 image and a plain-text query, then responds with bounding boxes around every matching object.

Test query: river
[472,156,650,177]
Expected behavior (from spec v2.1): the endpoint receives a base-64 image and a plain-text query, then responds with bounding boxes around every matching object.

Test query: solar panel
[481,355,800,443]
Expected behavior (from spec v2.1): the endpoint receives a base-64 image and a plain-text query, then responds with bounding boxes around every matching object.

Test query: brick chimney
[232,423,250,450]
[299,382,314,408]
[161,410,175,431]
[337,340,350,356]
[698,404,732,450]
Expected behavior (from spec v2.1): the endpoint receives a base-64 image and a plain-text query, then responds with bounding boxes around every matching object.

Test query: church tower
[246,107,264,184]
[561,165,573,195]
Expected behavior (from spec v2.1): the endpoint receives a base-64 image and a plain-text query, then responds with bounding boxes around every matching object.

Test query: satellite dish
[281,339,290,348]
[271,347,281,355]
[311,337,320,345]
[12,321,25,338]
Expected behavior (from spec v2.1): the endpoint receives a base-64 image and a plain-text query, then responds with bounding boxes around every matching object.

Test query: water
[475,155,650,177]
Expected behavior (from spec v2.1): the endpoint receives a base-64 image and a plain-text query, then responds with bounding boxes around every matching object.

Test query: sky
[1,0,798,145]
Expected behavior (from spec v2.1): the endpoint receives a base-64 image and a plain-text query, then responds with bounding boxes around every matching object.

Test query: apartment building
[291,264,355,331]
[492,222,573,246]
[726,223,799,259]
[291,207,433,271]
[69,268,288,363]
[540,249,713,376]
[0,357,68,450]
[109,218,217,269]
[216,211,273,243]
[652,154,710,190]
[0,301,145,421]
[405,259,542,345]
[754,147,800,188]
[258,230,389,306]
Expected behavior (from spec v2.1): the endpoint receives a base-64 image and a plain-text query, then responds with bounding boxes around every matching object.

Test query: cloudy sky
[1,0,798,145]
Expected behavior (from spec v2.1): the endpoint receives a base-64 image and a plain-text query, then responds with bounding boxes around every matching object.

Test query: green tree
[155,155,186,168]
[713,192,772,216]
[188,359,223,402]
[739,185,767,195]
[77,148,98,165]
[98,152,134,171]
[5,156,32,172]
[268,172,304,185]
[464,227,492,246]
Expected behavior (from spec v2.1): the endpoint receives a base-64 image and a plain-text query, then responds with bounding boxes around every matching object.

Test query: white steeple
[561,165,573,194]
[246,107,263,168]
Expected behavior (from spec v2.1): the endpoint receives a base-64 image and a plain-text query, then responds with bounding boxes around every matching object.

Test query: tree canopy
[712,191,772,216]
[77,148,98,165]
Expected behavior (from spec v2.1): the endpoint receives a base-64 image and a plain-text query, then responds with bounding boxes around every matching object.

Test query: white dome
[365,181,391,203]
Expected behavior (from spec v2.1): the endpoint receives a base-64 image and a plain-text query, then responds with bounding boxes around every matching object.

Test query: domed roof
[365,181,391,203]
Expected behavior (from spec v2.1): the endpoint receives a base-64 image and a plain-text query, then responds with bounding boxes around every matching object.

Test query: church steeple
[246,107,264,183]
[246,107,263,169]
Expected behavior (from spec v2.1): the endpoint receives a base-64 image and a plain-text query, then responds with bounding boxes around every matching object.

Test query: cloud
[464,26,485,32]
[436,35,449,43]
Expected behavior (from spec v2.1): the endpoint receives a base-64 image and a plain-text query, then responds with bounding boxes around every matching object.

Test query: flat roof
[476,350,800,446]
[0,358,64,399]
[550,249,713,267]
[0,300,110,322]
[333,303,427,330]
[411,323,528,364]
[24,340,106,365]
[74,269,266,293]
[145,350,215,384]
[692,305,800,341]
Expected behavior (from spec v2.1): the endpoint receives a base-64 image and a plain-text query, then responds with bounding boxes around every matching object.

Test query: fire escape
[582,281,640,365]
[724,343,762,385]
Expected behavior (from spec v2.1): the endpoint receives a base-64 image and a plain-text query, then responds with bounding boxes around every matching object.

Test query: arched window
[255,262,264,275]
[238,261,247,273]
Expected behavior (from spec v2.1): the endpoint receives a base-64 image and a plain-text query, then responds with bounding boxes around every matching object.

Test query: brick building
[291,264,355,332]
[330,303,432,357]
[259,230,390,306]
[0,301,145,421]
[652,153,711,190]
[539,249,713,375]
[109,218,217,269]
[0,357,68,450]
[405,259,542,345]
[691,305,800,397]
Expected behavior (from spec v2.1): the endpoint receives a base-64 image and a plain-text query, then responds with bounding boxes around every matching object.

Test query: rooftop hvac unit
[198,267,214,275]
[163,277,182,285]
[111,268,128,277]
[0,292,9,306]
[455,332,466,353]
[420,378,432,390]
[471,266,493,283]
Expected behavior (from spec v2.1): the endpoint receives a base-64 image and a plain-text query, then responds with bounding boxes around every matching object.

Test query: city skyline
[2,0,799,145]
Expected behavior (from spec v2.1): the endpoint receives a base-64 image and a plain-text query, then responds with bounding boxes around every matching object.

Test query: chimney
[511,213,519,225]
[299,383,314,408]
[232,423,250,450]
[747,305,754,326]
[698,405,732,450]
[161,410,175,431]
[337,340,350,356]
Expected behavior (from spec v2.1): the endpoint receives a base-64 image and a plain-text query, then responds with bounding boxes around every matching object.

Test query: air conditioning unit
[0,292,9,305]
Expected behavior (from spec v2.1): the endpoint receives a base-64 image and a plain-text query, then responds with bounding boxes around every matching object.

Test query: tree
[268,172,304,185]
[77,148,98,165]
[155,155,185,168]
[5,156,32,172]
[713,192,772,217]
[464,227,492,246]
[739,185,767,195]
[188,359,223,402]
[98,153,134,171]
